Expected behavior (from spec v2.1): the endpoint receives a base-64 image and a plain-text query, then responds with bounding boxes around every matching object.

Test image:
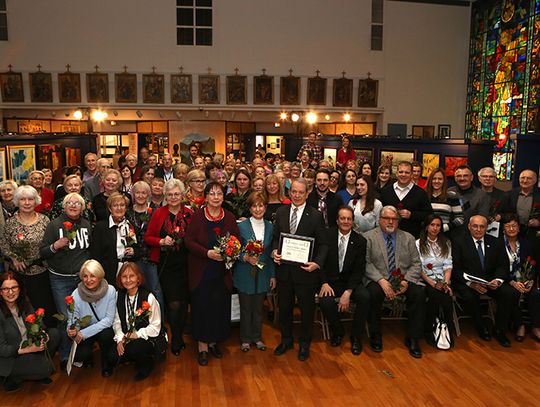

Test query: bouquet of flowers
[519,256,536,289]
[53,295,92,330]
[121,223,138,249]
[213,227,242,270]
[184,193,205,210]
[13,233,33,266]
[244,239,265,270]
[125,300,152,343]
[21,308,48,348]
[388,268,406,303]
[63,221,78,244]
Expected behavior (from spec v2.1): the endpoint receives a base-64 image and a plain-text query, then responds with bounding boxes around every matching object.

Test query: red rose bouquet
[125,300,152,343]
[213,228,242,270]
[519,256,536,289]
[244,239,265,270]
[388,268,406,303]
[21,308,48,348]
[13,233,32,266]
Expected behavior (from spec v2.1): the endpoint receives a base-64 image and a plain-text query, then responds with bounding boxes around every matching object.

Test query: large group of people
[0,134,538,393]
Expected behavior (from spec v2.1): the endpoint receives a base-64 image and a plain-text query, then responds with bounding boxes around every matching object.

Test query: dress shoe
[405,337,422,359]
[198,351,209,366]
[369,334,383,353]
[171,342,186,356]
[514,333,525,342]
[273,342,293,356]
[351,337,362,356]
[494,330,511,348]
[298,344,310,361]
[478,328,492,341]
[208,344,223,359]
[330,334,343,347]
[255,341,267,351]
[3,378,21,393]
[101,368,113,378]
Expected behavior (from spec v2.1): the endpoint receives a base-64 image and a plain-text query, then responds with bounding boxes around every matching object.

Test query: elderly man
[363,205,426,358]
[156,153,174,181]
[478,167,505,223]
[82,152,98,182]
[452,215,517,347]
[296,131,322,167]
[83,157,111,201]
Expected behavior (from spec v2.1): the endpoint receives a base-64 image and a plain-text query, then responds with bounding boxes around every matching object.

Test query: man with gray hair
[478,167,504,223]
[363,205,426,358]
[84,157,111,201]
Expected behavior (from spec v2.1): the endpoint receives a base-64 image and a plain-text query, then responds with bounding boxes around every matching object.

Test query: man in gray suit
[83,157,111,201]
[364,205,426,358]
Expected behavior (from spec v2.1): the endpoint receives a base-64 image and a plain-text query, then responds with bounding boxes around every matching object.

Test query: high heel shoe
[171,342,186,356]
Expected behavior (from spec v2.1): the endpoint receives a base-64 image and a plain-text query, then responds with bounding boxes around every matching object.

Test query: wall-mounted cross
[315,69,320,77]
[123,65,128,73]
[66,64,71,72]
[178,66,184,74]
[94,65,99,73]
[207,67,212,74]
[262,68,266,76]
[342,71,346,78]
[289,68,293,76]
[37,64,42,72]
[152,66,156,74]
[7,64,12,71]
[234,67,239,75]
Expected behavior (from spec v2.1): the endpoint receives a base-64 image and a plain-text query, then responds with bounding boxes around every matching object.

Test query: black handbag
[148,329,168,363]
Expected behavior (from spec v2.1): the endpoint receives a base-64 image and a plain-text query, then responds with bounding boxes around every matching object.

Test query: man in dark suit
[306,169,344,228]
[452,215,519,347]
[379,161,432,238]
[272,178,328,361]
[319,206,369,355]
[363,205,426,358]
[181,142,200,167]
[155,153,174,181]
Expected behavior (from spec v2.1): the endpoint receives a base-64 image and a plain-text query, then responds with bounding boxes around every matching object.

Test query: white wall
[0,0,470,136]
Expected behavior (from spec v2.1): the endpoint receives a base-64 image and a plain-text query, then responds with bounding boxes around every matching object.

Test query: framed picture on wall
[143,73,165,104]
[66,147,81,167]
[323,148,337,168]
[358,78,378,107]
[333,77,353,107]
[254,74,274,105]
[58,72,81,103]
[0,148,6,181]
[226,74,247,105]
[29,71,53,103]
[171,74,192,103]
[380,150,416,174]
[7,145,36,185]
[307,76,327,105]
[86,72,109,103]
[280,75,300,105]
[198,74,220,104]
[115,72,137,103]
[421,153,440,178]
[355,148,374,164]
[444,156,468,177]
[438,124,451,138]
[0,71,24,102]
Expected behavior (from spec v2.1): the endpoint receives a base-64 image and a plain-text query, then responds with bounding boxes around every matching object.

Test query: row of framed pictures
[0,69,378,107]
[321,148,468,178]
[0,145,81,185]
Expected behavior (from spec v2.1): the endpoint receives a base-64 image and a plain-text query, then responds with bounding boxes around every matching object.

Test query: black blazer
[320,227,366,290]
[0,307,31,376]
[452,233,510,285]
[306,190,344,228]
[502,187,540,236]
[272,204,328,285]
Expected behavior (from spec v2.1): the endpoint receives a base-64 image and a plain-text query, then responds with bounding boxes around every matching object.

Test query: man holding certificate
[271,178,328,361]
[452,215,518,347]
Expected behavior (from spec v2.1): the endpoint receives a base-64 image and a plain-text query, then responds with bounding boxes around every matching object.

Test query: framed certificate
[278,233,314,265]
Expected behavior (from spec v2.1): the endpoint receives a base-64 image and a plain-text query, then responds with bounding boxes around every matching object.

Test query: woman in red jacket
[144,179,193,356]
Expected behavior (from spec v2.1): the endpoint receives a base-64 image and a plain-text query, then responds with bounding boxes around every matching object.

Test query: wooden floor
[3,319,540,406]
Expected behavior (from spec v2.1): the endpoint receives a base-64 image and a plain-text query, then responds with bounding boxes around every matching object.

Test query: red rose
[225,248,233,256]
[35,308,45,316]
[147,207,153,214]
[141,301,151,311]
[213,227,221,236]
[531,259,537,266]
[16,233,25,241]
[44,203,51,210]
[426,263,433,270]
[397,203,404,210]
[174,226,180,233]
[63,221,73,230]
[534,203,540,209]
[352,199,358,206]
[135,308,143,317]
[25,314,36,324]
[65,295,74,305]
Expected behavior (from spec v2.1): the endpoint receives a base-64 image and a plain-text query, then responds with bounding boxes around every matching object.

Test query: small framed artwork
[143,73,165,104]
[355,148,374,164]
[438,124,451,138]
[412,125,424,138]
[115,73,137,103]
[29,71,53,103]
[333,77,353,107]
[66,147,81,167]
[493,151,513,181]
[254,75,274,105]
[226,75,247,105]
[380,150,416,174]
[198,74,220,104]
[421,153,440,178]
[7,145,36,185]
[58,72,81,103]
[423,126,435,139]
[38,145,64,182]
[358,78,378,107]
[0,71,24,102]
[444,156,468,177]
[0,148,6,181]
[323,148,337,168]
[171,74,192,103]
[280,75,300,105]
[86,72,109,103]
[307,76,327,105]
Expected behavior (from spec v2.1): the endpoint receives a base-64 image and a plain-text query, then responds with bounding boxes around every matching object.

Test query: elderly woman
[501,213,540,342]
[42,168,54,189]
[0,186,55,325]
[91,193,137,286]
[145,179,193,356]
[184,169,206,210]
[252,177,265,193]
[0,180,18,224]
[40,192,92,368]
[185,182,240,366]
[224,169,252,220]
[92,169,129,222]
[49,175,95,222]
[110,263,162,381]
[68,260,116,377]
[215,170,232,195]
[174,163,190,183]
[350,175,382,233]
[0,272,60,392]
[54,166,84,201]
[150,177,165,209]
[234,192,275,352]
[27,170,54,214]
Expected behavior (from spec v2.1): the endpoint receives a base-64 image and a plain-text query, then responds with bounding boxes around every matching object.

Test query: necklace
[205,206,224,221]
[17,211,37,225]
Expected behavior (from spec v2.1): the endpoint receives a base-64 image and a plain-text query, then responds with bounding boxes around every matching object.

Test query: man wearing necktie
[363,205,426,358]
[307,169,343,228]
[452,215,518,347]
[318,206,369,355]
[272,178,328,361]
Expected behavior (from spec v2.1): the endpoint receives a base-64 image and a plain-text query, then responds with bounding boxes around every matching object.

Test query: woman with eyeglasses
[27,170,54,215]
[184,170,206,211]
[328,170,340,193]
[49,175,95,222]
[0,272,60,393]
[145,179,193,356]
[40,192,92,370]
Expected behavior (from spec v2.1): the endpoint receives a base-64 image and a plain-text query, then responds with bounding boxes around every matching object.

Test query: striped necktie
[290,207,298,234]
[338,235,346,273]
[386,234,396,276]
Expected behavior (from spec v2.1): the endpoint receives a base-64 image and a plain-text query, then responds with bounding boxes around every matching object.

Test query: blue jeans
[49,272,80,362]
[137,260,165,320]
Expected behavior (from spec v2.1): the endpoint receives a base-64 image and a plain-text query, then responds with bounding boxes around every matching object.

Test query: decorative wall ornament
[87,65,109,103]
[58,65,81,103]
[30,65,52,103]
[115,66,137,103]
[143,67,165,104]
[254,68,274,105]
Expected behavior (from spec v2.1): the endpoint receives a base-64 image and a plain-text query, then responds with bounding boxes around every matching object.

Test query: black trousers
[109,338,154,374]
[319,281,370,338]
[424,284,455,334]
[366,281,426,339]
[511,287,540,328]
[277,278,318,345]
[454,282,520,331]
[74,327,115,370]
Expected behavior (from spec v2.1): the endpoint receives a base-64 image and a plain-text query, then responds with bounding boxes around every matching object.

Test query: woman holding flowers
[145,179,193,356]
[234,192,275,352]
[110,263,162,381]
[0,272,59,392]
[185,182,240,366]
[416,214,454,343]
[68,259,116,377]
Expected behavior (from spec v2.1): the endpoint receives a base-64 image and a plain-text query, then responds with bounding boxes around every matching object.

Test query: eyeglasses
[381,216,399,222]
[166,192,182,198]
[1,286,19,293]
[191,179,206,184]
[66,201,83,207]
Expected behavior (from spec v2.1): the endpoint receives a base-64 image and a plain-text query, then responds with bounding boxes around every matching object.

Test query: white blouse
[112,292,161,343]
